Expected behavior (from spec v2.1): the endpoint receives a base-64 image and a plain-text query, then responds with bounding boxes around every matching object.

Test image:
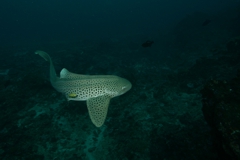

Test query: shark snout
[119,79,132,95]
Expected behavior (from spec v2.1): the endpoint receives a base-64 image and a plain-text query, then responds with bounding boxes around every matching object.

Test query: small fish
[142,41,154,47]
[202,19,211,26]
[4,79,11,88]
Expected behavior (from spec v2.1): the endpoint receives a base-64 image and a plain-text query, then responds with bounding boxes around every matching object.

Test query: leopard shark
[35,50,132,127]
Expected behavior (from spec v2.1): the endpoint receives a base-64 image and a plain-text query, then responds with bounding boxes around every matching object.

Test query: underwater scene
[0,0,240,159]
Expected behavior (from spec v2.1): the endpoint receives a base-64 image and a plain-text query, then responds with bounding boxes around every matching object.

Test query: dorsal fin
[60,68,88,79]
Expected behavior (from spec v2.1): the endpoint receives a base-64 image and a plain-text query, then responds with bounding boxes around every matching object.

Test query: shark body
[35,50,132,127]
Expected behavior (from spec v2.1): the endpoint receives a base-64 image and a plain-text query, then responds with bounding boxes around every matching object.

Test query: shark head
[35,50,132,127]
[109,77,132,97]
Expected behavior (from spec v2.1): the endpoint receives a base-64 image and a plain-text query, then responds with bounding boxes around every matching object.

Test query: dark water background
[0,0,239,45]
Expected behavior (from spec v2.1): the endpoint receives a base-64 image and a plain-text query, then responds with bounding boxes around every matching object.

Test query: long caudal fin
[35,50,58,84]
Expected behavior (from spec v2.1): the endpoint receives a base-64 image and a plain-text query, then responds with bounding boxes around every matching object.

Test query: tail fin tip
[35,50,51,62]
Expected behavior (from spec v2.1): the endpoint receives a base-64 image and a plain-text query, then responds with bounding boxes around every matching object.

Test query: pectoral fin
[87,96,111,127]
